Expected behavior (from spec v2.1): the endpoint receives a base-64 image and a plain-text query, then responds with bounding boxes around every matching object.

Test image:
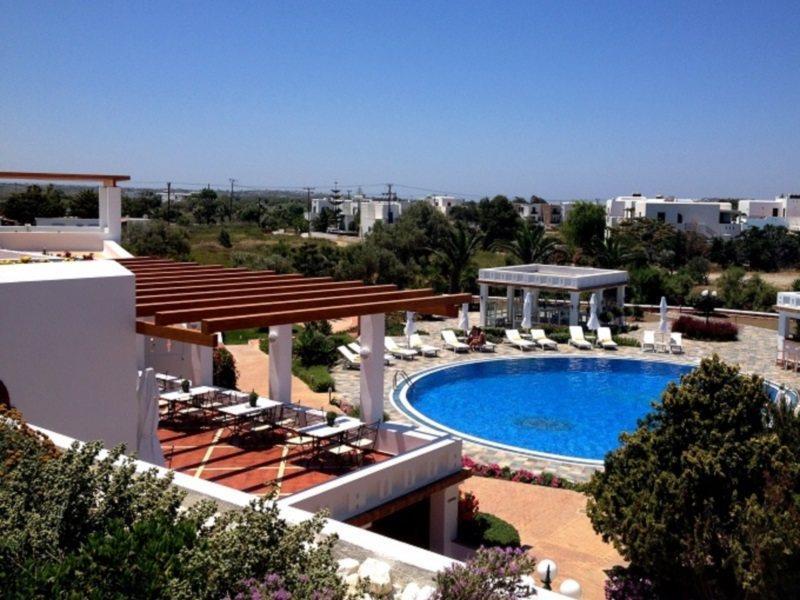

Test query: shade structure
[459,303,470,332]
[118,257,470,344]
[658,296,669,332]
[586,293,600,331]
[136,368,165,466]
[404,311,416,346]
[521,291,533,330]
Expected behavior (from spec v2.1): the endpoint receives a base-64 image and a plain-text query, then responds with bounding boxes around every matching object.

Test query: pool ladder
[393,369,412,388]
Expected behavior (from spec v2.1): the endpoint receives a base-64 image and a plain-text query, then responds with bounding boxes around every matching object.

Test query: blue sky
[1,1,799,199]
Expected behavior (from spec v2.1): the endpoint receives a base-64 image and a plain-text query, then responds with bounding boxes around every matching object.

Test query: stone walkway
[331,314,798,482]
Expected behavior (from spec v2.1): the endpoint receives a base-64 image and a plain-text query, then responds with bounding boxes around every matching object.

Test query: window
[657,212,666,222]
[773,208,779,217]
[677,213,683,224]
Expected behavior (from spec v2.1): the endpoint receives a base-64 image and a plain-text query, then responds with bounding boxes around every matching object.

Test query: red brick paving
[159,425,389,497]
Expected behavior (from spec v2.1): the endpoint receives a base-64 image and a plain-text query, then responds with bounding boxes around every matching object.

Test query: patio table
[298,418,362,457]
[218,397,282,437]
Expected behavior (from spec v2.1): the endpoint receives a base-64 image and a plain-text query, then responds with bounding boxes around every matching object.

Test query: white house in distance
[606,194,741,238]
[423,195,465,216]
[739,194,800,231]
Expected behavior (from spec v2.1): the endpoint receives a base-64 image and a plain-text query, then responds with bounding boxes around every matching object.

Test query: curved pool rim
[391,354,702,467]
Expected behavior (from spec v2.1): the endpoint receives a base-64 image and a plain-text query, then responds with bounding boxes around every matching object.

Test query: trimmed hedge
[671,315,738,341]
[461,512,521,548]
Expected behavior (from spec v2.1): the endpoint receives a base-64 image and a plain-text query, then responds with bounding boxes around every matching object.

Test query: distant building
[359,198,410,234]
[739,194,800,231]
[306,195,411,236]
[156,190,192,203]
[606,194,740,238]
[424,195,465,216]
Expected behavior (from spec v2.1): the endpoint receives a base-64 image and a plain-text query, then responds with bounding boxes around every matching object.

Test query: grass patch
[292,361,335,393]
[222,327,269,345]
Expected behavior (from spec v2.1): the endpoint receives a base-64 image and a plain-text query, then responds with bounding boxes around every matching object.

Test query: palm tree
[593,236,635,269]
[430,222,485,293]
[494,221,557,264]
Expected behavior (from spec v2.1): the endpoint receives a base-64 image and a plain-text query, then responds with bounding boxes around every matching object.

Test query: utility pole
[303,186,314,238]
[228,178,236,222]
[383,183,394,202]
[166,181,171,224]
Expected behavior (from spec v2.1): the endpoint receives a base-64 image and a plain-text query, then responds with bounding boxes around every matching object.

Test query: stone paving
[331,313,798,482]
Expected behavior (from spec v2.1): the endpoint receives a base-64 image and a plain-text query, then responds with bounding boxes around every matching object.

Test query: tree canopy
[560,201,606,257]
[587,356,800,599]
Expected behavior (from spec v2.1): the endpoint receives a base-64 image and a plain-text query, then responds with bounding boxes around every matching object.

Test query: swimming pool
[394,356,693,463]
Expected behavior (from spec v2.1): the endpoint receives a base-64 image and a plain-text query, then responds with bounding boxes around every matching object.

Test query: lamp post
[536,559,558,591]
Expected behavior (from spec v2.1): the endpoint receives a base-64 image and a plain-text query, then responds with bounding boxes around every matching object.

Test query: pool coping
[390,353,702,468]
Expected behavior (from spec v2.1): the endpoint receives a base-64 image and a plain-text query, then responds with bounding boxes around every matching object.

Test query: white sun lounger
[348,342,393,365]
[530,329,558,350]
[337,345,360,369]
[441,329,470,353]
[568,326,592,350]
[596,327,618,350]
[642,330,655,352]
[384,337,417,360]
[409,334,440,357]
[669,332,683,354]
[505,329,536,351]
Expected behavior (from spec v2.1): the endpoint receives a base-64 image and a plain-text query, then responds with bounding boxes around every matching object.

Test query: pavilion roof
[118,257,470,347]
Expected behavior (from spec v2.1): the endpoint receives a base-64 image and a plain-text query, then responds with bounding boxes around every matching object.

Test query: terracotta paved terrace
[159,425,391,498]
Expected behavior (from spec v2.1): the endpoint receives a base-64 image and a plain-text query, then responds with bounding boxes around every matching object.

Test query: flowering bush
[229,573,344,600]
[433,547,536,600]
[671,315,738,341]
[462,456,577,490]
[604,567,655,600]
[458,491,479,523]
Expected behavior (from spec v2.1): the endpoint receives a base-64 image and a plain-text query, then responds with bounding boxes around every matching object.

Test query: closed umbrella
[459,303,470,333]
[404,311,416,347]
[658,296,669,332]
[587,293,600,331]
[521,291,533,330]
[137,368,165,466]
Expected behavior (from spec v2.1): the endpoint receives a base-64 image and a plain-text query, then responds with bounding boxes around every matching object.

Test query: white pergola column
[479,283,488,327]
[531,289,540,324]
[359,313,385,424]
[569,291,581,326]
[429,484,459,555]
[99,185,122,241]
[268,324,293,403]
[778,312,789,356]
[506,286,516,326]
[616,285,626,325]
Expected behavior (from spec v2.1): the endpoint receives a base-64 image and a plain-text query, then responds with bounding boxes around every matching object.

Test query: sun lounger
[409,334,440,357]
[568,326,592,350]
[642,330,655,352]
[441,329,470,353]
[348,342,392,365]
[337,345,361,369]
[505,329,536,351]
[476,339,496,352]
[385,337,417,360]
[596,327,618,350]
[530,329,558,350]
[669,332,683,354]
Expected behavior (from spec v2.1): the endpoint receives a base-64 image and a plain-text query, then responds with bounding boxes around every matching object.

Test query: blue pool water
[403,357,692,461]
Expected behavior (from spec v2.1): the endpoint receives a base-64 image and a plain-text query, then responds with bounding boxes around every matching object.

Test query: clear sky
[1,1,798,199]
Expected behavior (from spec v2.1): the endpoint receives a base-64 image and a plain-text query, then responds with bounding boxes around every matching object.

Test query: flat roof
[0,259,132,284]
[0,171,130,186]
[478,263,628,292]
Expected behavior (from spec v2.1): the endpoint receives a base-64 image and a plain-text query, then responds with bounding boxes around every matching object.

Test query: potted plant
[180,379,190,393]
[248,390,259,408]
[326,410,338,427]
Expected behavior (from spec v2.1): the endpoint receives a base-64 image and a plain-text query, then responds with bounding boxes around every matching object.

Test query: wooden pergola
[120,257,471,347]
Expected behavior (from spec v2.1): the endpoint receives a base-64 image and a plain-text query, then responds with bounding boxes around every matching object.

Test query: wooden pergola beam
[127,265,244,277]
[136,283,392,317]
[136,273,307,294]
[117,258,187,266]
[135,320,218,347]
[135,270,282,288]
[154,288,434,325]
[136,278,358,304]
[200,293,471,333]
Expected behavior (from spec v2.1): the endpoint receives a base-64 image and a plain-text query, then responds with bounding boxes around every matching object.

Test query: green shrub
[218,228,232,248]
[213,347,238,389]
[461,512,521,548]
[613,336,641,348]
[292,361,335,393]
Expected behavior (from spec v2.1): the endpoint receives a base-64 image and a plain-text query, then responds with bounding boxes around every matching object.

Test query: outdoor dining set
[155,374,379,466]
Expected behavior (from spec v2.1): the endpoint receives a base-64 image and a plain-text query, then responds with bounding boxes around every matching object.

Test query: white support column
[429,484,459,556]
[778,312,789,355]
[479,284,488,327]
[569,291,581,326]
[531,289,540,324]
[269,324,293,403]
[190,344,214,386]
[136,334,146,372]
[99,186,122,241]
[616,285,626,325]
[506,286,515,326]
[359,313,385,424]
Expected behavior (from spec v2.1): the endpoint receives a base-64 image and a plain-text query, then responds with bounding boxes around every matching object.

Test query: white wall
[0,229,108,251]
[0,261,138,448]
[141,335,214,386]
